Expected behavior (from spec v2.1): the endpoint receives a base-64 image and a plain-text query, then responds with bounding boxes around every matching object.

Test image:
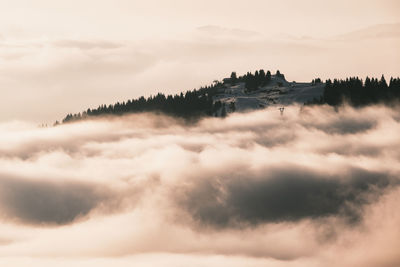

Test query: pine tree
[266,70,271,83]
[221,103,227,117]
[230,72,238,85]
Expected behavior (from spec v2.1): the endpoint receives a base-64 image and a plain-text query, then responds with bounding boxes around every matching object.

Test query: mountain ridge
[58,70,400,125]
[58,70,324,124]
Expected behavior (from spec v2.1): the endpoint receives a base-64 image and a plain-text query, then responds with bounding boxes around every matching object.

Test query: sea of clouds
[0,104,399,267]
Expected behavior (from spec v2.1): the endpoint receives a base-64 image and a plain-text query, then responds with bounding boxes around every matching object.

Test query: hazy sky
[1,0,398,38]
[0,0,399,122]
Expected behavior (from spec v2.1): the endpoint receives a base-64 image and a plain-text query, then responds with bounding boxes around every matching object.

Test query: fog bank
[0,104,399,266]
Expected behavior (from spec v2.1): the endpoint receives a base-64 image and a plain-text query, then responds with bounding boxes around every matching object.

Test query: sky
[0,0,399,122]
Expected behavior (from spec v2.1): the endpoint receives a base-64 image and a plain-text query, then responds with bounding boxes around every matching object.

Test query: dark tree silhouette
[244,69,274,92]
[275,70,285,78]
[266,70,271,82]
[229,102,236,112]
[62,87,217,123]
[60,70,400,125]
[230,72,238,85]
[308,75,400,107]
[221,103,227,118]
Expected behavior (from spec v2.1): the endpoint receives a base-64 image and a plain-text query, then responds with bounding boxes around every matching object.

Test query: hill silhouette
[58,70,400,125]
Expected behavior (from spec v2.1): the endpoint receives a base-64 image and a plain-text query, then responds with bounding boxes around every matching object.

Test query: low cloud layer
[0,174,113,225]
[180,167,392,228]
[0,104,400,266]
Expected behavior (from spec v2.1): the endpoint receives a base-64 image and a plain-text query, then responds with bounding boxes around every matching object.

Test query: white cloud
[0,105,399,266]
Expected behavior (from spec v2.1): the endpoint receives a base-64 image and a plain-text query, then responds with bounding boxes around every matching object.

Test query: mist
[0,104,399,266]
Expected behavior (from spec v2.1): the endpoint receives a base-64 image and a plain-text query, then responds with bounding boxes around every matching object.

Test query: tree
[258,69,266,85]
[266,70,271,83]
[245,74,258,91]
[276,70,285,79]
[312,78,321,85]
[230,72,238,85]
[221,103,227,117]
[229,102,236,112]
[379,75,388,88]
[320,75,400,107]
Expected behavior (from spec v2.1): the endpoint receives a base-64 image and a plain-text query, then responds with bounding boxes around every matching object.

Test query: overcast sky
[0,0,399,122]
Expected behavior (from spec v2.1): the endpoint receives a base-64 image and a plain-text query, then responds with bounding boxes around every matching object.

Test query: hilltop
[213,72,324,116]
[59,70,324,124]
[58,70,400,124]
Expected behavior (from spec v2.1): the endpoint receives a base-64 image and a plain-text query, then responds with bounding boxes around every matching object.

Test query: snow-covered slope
[213,75,324,114]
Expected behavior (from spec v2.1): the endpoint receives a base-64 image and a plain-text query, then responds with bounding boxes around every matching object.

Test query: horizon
[3,68,400,124]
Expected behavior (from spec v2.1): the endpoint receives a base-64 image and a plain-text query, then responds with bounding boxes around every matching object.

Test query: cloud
[303,116,377,135]
[178,167,393,228]
[0,104,399,266]
[334,23,400,41]
[0,174,113,225]
[52,40,124,50]
[196,25,260,39]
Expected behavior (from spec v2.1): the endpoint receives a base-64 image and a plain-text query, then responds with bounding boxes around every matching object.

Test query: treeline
[59,71,400,125]
[227,69,283,91]
[59,69,281,124]
[307,76,400,106]
[59,75,241,124]
[61,89,219,124]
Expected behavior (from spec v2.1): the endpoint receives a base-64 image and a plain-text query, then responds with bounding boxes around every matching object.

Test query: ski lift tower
[278,107,285,116]
[278,106,285,116]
